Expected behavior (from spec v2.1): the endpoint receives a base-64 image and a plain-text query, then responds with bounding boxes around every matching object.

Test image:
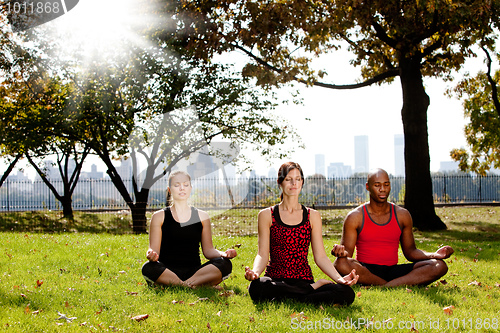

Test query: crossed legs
[334,257,448,287]
[142,257,232,288]
[248,277,355,305]
[155,264,223,288]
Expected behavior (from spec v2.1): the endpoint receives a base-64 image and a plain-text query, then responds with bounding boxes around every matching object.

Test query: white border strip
[60,0,68,13]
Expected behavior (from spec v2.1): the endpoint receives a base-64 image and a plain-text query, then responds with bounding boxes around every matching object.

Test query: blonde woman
[142,171,236,287]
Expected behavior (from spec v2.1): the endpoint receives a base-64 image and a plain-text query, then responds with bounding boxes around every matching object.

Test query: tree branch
[0,154,22,187]
[339,33,372,56]
[232,43,399,90]
[233,44,284,74]
[26,154,63,202]
[421,39,442,59]
[482,46,500,117]
[312,69,400,89]
[371,21,398,49]
[68,146,90,194]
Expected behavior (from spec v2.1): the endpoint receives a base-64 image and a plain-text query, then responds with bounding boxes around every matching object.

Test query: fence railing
[0,174,499,212]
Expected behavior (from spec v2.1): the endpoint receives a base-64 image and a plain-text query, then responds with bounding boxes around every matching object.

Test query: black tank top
[158,206,203,268]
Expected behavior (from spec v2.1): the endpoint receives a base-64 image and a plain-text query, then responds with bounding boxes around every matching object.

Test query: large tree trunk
[103,158,150,234]
[399,57,446,230]
[131,188,150,234]
[60,196,74,220]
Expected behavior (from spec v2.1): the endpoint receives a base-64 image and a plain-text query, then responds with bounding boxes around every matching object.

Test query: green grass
[0,210,135,234]
[1,206,500,332]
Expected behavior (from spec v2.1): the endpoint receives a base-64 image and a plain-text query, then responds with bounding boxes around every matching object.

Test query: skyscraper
[116,157,133,180]
[327,162,352,178]
[315,154,326,176]
[268,167,277,178]
[354,135,369,174]
[186,146,219,180]
[394,134,405,177]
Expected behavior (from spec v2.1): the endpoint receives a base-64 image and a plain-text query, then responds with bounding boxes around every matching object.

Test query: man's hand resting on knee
[331,244,349,258]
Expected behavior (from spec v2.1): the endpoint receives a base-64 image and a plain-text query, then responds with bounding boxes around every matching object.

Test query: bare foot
[311,279,333,289]
[182,281,195,289]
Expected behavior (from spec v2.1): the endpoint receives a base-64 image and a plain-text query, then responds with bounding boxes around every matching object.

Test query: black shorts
[142,257,232,284]
[360,262,415,282]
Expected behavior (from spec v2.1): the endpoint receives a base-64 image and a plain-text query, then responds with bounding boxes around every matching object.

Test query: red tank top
[356,203,402,265]
[265,205,314,281]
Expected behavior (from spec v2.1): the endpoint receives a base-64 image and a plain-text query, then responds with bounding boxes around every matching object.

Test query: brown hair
[277,162,305,200]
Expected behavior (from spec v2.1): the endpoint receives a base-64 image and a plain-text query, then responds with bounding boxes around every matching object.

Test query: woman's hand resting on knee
[337,269,359,286]
[146,249,159,262]
[244,266,259,281]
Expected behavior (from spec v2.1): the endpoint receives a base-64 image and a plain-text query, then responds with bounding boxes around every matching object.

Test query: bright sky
[267,67,473,176]
[3,0,491,179]
[239,50,484,177]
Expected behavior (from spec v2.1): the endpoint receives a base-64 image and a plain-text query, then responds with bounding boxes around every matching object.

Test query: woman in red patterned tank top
[244,162,358,305]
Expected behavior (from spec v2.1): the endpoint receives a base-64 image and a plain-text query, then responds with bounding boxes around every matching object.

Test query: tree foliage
[162,0,500,230]
[0,5,299,231]
[0,16,91,218]
[166,1,498,84]
[450,49,500,175]
[13,12,297,232]
[0,13,32,181]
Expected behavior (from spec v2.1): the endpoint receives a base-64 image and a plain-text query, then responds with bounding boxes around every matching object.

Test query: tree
[166,0,500,230]
[0,35,88,219]
[450,47,500,175]
[1,3,298,231]
[62,45,297,233]
[0,11,30,185]
[26,142,90,219]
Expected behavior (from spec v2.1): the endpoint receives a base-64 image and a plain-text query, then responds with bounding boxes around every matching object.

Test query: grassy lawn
[0,206,499,332]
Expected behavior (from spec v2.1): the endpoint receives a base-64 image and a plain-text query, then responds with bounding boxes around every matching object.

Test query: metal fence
[1,174,499,212]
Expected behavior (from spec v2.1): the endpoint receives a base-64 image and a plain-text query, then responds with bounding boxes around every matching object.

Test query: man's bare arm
[398,207,454,261]
[332,209,362,258]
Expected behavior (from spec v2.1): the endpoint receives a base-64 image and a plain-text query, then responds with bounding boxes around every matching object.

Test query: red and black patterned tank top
[264,204,314,282]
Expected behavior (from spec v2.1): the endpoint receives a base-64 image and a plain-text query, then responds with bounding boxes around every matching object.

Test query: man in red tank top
[331,169,454,286]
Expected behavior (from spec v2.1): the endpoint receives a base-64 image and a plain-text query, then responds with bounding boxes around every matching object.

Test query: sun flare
[45,0,161,63]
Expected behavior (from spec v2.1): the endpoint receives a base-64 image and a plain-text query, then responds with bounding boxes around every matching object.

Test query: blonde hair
[166,170,192,206]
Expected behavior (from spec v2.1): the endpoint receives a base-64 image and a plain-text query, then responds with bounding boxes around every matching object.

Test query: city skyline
[313,134,459,179]
[5,146,462,182]
[4,131,464,181]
